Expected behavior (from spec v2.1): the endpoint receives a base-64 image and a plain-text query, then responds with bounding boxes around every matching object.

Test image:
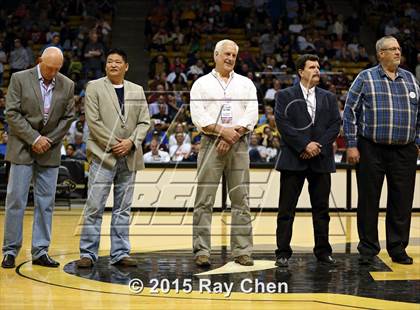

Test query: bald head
[39,47,64,82]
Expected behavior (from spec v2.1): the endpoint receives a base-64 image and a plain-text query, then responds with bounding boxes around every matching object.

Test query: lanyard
[212,71,234,96]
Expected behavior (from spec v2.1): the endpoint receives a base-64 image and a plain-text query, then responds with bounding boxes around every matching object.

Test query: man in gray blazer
[2,47,75,268]
[76,48,150,268]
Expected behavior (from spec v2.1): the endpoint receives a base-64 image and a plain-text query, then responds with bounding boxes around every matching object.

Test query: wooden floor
[0,208,419,309]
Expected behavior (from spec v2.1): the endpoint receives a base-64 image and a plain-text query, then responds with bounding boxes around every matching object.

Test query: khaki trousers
[193,135,253,258]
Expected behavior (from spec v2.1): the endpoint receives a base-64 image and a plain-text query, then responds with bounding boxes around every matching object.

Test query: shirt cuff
[237,120,255,132]
[32,135,41,146]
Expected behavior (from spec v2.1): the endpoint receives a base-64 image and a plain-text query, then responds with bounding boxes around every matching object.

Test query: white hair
[213,39,239,58]
[375,36,397,54]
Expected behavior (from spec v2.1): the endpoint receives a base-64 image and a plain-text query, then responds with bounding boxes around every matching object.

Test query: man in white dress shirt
[144,138,170,163]
[190,39,258,267]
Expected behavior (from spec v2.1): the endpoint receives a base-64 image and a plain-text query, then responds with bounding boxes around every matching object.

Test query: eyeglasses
[381,47,401,52]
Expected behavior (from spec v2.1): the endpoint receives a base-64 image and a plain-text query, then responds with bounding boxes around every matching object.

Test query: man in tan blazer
[77,48,150,268]
[2,47,75,269]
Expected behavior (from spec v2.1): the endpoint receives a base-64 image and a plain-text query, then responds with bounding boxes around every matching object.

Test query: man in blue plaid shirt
[343,36,420,266]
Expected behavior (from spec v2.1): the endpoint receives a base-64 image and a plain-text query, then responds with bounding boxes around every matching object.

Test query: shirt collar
[377,64,402,79]
[299,82,315,96]
[37,64,56,86]
[212,69,234,81]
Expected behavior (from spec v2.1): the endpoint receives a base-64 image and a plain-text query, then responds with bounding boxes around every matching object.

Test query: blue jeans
[79,158,136,264]
[2,163,59,259]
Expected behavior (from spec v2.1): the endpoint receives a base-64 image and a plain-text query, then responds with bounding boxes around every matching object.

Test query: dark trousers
[276,170,332,258]
[356,137,417,257]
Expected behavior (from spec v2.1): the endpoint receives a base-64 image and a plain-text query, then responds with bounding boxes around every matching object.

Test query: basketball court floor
[0,209,419,309]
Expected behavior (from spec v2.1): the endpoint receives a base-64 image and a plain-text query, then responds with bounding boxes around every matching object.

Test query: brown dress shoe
[112,256,138,267]
[76,257,94,268]
[195,255,211,267]
[234,255,254,266]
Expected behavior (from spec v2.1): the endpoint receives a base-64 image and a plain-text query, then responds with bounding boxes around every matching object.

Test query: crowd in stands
[364,0,419,76]
[0,0,115,164]
[0,0,419,169]
[144,0,418,163]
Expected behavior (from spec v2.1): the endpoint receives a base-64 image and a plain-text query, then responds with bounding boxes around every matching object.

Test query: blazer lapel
[314,87,323,125]
[104,78,124,122]
[30,68,44,116]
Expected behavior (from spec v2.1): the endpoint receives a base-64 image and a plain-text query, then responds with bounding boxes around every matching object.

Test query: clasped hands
[32,136,52,154]
[216,126,246,156]
[300,141,322,159]
[111,138,134,157]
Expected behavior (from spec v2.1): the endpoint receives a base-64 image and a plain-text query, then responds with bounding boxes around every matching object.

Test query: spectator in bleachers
[166,92,181,119]
[68,111,89,144]
[258,104,274,126]
[149,54,169,79]
[169,132,191,162]
[147,83,166,104]
[263,79,281,104]
[68,52,83,76]
[255,114,279,137]
[83,31,104,79]
[95,17,112,44]
[187,59,206,80]
[331,14,345,40]
[73,132,87,160]
[152,27,170,51]
[0,130,7,159]
[149,72,170,91]
[261,126,277,147]
[259,31,279,57]
[64,143,76,159]
[0,93,5,127]
[0,41,6,86]
[169,56,186,72]
[9,38,30,74]
[144,119,169,149]
[266,135,281,162]
[42,34,64,52]
[144,138,170,163]
[151,101,171,130]
[288,17,304,34]
[356,45,369,62]
[184,139,200,162]
[167,65,187,84]
[169,25,185,50]
[149,93,168,117]
[28,23,46,45]
[248,133,267,163]
[169,122,191,148]
[24,40,35,67]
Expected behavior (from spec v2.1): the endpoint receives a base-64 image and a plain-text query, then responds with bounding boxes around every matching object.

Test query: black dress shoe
[391,254,413,265]
[275,257,289,267]
[2,254,15,268]
[317,255,336,265]
[32,254,60,267]
[359,255,374,265]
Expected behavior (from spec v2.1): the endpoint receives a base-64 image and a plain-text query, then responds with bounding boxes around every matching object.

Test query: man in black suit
[274,54,341,267]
